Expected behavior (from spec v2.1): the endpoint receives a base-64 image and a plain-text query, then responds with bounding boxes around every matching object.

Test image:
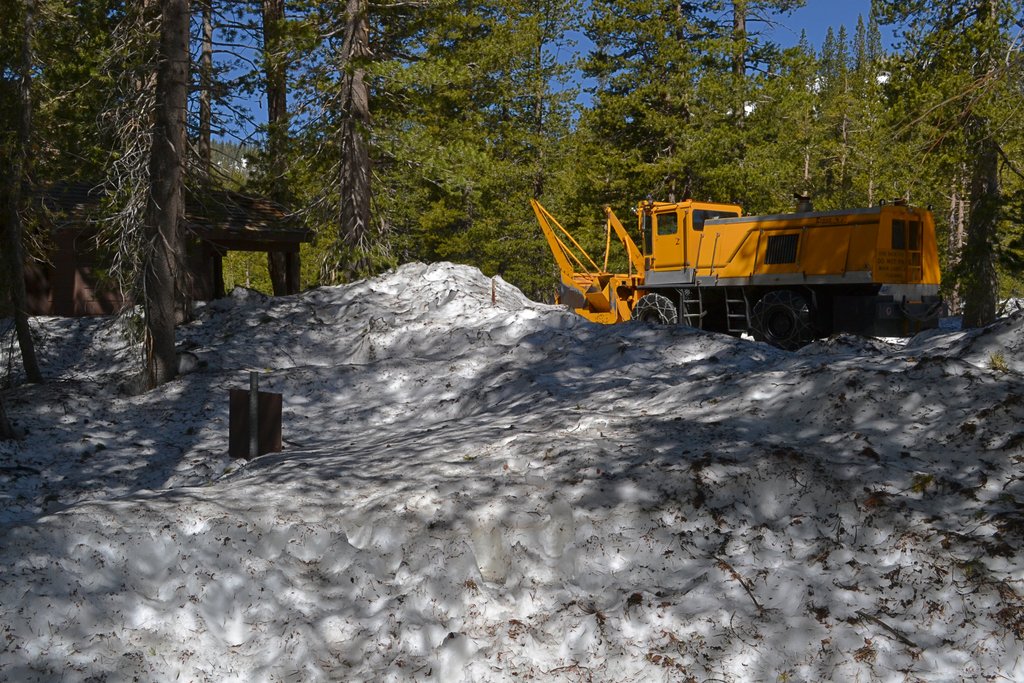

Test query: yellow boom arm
[531,199,644,324]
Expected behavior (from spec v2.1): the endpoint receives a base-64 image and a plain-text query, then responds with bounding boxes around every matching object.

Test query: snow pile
[2,262,1024,682]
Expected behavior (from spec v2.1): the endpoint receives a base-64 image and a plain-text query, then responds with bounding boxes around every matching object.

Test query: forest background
[2,0,1024,390]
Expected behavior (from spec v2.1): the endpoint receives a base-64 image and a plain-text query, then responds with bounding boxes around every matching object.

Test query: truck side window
[656,212,678,236]
[693,209,739,231]
[892,219,906,249]
[908,221,920,250]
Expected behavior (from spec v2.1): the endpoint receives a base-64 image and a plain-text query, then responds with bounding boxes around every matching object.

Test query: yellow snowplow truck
[532,196,943,349]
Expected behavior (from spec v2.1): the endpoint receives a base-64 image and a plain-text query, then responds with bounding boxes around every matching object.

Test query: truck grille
[765,234,799,264]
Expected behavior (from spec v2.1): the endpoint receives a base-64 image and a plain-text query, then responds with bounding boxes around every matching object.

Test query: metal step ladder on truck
[531,195,944,350]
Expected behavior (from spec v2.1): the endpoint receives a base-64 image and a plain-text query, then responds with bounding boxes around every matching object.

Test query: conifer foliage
[1,0,1024,372]
[873,0,1024,325]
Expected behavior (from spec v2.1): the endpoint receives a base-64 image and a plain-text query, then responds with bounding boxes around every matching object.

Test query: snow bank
[2,262,1024,681]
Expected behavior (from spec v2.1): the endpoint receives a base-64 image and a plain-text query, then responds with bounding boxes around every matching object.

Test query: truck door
[652,210,684,270]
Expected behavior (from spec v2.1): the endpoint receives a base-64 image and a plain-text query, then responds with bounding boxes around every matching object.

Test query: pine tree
[815,25,855,207]
[731,32,818,212]
[0,0,43,384]
[143,0,190,389]
[698,0,807,209]
[260,0,292,295]
[579,0,809,214]
[458,0,581,295]
[847,13,889,206]
[285,0,423,284]
[22,0,119,181]
[874,0,1024,326]
[360,0,579,298]
[579,0,708,208]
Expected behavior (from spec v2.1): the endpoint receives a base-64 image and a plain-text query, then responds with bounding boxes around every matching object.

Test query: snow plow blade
[530,199,644,324]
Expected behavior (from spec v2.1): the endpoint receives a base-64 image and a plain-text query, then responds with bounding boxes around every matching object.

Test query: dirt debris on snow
[2,262,1024,682]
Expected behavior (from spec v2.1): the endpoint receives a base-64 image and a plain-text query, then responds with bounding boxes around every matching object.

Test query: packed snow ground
[2,262,1024,682]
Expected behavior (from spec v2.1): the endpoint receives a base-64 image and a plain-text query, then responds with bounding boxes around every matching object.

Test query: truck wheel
[751,290,813,349]
[632,293,678,325]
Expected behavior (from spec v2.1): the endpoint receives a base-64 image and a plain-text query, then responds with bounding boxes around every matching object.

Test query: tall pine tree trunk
[263,0,290,294]
[947,170,968,314]
[144,0,189,389]
[961,119,1000,327]
[731,0,747,134]
[532,39,544,199]
[336,0,371,281]
[198,0,212,173]
[959,0,1001,328]
[2,0,42,384]
[731,0,746,79]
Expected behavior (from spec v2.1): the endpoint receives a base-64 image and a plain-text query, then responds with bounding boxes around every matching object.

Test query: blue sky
[767,0,894,49]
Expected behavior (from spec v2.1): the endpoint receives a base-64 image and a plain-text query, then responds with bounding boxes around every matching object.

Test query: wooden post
[229,386,282,458]
[0,396,15,440]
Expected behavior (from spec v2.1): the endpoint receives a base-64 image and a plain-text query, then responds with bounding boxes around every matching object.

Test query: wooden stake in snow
[491,277,496,306]
[228,380,282,458]
[0,396,15,441]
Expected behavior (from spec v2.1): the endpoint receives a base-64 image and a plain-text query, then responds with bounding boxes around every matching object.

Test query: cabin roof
[36,181,313,247]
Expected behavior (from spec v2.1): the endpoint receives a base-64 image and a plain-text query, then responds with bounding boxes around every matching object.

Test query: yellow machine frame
[643,200,940,287]
[530,199,644,324]
[533,196,943,346]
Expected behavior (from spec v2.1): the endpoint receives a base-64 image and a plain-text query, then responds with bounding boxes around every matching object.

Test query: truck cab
[640,200,742,284]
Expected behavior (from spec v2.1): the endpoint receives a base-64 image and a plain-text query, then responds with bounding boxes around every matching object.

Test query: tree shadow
[2,277,1022,680]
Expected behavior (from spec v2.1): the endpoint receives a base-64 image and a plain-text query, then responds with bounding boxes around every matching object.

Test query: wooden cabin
[23,182,312,316]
